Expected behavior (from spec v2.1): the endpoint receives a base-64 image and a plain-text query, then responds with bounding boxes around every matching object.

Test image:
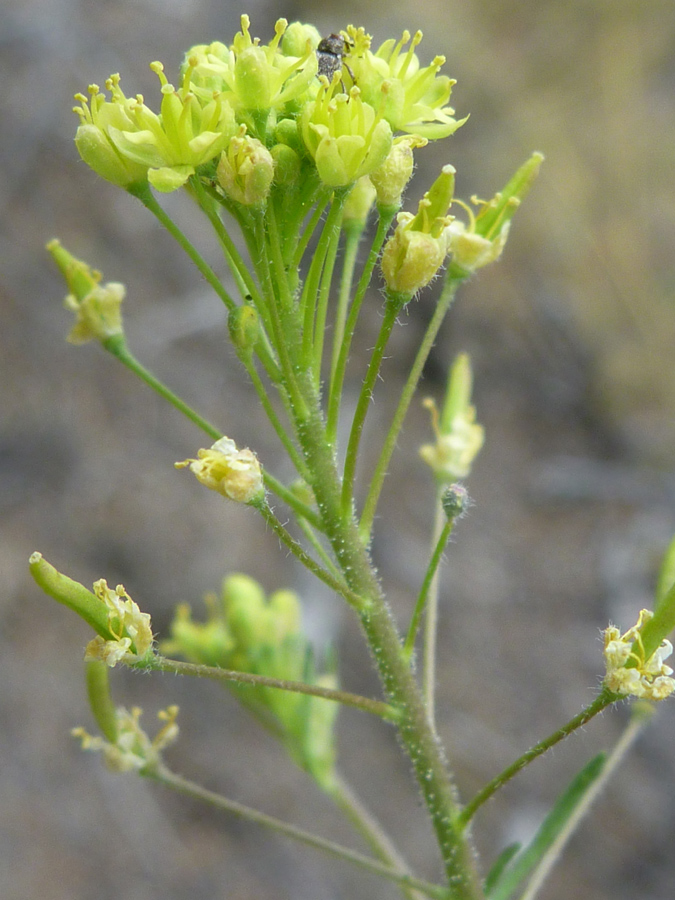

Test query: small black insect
[316,34,350,83]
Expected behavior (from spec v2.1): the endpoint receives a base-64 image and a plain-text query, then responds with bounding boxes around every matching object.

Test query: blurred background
[2,0,675,898]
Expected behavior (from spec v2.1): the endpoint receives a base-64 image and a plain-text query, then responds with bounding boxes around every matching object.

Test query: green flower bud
[217,129,275,205]
[281,22,321,57]
[441,484,470,520]
[270,143,301,186]
[268,589,302,641]
[161,603,234,668]
[222,574,268,646]
[341,176,376,229]
[274,117,304,153]
[369,135,427,210]
[381,222,447,297]
[228,304,261,354]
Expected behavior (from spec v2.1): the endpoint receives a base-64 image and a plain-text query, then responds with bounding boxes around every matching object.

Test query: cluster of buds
[162,574,338,786]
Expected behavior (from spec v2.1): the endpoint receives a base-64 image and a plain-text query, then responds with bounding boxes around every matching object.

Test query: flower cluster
[603,609,675,700]
[72,16,465,196]
[84,580,154,667]
[72,705,179,774]
[162,574,337,786]
[175,436,265,504]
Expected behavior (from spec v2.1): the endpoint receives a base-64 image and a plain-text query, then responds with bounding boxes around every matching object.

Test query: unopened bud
[217,130,275,205]
[228,305,260,354]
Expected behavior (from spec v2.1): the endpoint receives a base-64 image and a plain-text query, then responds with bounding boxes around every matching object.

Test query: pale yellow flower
[603,609,675,700]
[83,580,153,666]
[176,436,264,504]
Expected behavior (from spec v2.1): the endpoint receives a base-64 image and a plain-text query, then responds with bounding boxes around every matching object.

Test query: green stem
[328,774,425,900]
[143,656,399,722]
[129,182,236,313]
[329,219,362,392]
[456,690,617,829]
[261,474,323,532]
[300,198,335,370]
[313,190,349,385]
[257,502,365,610]
[326,208,397,448]
[103,336,222,439]
[403,504,452,663]
[341,294,404,516]
[290,398,484,898]
[359,276,464,543]
[243,356,310,481]
[423,497,449,727]
[293,185,334,270]
[191,176,262,307]
[148,765,448,900]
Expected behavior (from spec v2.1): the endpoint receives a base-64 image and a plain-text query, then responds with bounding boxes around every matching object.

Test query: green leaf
[484,843,521,895]
[655,534,675,611]
[486,753,606,900]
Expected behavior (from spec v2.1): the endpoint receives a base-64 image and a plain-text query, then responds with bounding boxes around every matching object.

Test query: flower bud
[342,176,376,230]
[270,143,301,186]
[281,22,321,57]
[222,573,268,646]
[369,135,427,210]
[217,129,275,205]
[228,305,260,354]
[441,484,470,520]
[268,589,302,641]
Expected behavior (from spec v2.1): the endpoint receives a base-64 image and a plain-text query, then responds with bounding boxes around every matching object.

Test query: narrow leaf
[487,753,606,900]
[484,843,521,895]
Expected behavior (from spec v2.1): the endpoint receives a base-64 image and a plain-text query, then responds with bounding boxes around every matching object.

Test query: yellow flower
[345,27,467,140]
[186,16,317,115]
[299,80,392,187]
[176,436,264,504]
[75,62,237,193]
